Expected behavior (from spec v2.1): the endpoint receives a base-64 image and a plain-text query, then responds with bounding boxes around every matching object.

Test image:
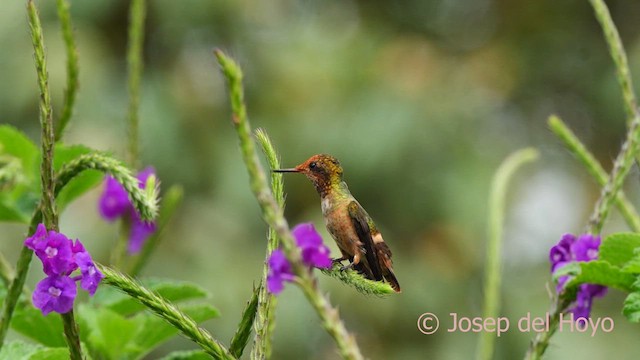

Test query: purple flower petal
[571,234,601,261]
[571,286,594,321]
[266,249,294,295]
[27,229,76,277]
[550,233,607,323]
[99,176,133,221]
[555,274,569,293]
[549,233,575,268]
[301,245,332,269]
[267,274,285,294]
[136,167,156,188]
[98,168,159,252]
[74,241,104,296]
[292,223,332,268]
[268,249,292,274]
[24,223,48,250]
[127,214,157,254]
[292,223,323,247]
[32,275,77,315]
[583,283,608,298]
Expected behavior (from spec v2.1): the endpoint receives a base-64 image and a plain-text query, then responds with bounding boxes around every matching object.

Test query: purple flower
[99,176,131,221]
[292,223,332,269]
[549,233,575,271]
[571,234,601,261]
[127,213,157,254]
[24,223,48,249]
[74,241,104,296]
[572,287,592,320]
[549,233,607,321]
[25,224,103,315]
[136,167,155,188]
[32,276,77,315]
[24,227,76,276]
[98,167,158,254]
[571,284,607,321]
[266,249,295,294]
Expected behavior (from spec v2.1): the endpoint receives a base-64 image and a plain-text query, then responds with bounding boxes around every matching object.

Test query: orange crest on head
[293,154,343,194]
[295,154,342,177]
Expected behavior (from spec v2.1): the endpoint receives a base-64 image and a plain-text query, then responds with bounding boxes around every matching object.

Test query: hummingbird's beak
[272,168,299,173]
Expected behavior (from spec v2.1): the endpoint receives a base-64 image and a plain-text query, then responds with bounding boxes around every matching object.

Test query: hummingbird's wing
[347,201,383,281]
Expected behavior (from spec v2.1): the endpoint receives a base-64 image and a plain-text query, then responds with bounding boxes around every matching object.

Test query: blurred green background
[2,0,640,359]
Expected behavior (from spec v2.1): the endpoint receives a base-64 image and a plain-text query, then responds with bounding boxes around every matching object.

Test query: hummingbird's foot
[339,262,355,272]
[332,256,348,265]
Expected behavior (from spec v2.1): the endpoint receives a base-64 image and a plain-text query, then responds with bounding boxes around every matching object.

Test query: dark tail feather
[383,267,401,293]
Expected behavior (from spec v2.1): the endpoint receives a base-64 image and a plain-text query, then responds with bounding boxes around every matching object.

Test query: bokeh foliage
[2,1,640,359]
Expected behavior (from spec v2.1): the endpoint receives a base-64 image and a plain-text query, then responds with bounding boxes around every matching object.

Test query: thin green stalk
[98,265,235,360]
[110,218,131,269]
[252,128,284,360]
[29,0,57,230]
[320,265,395,296]
[590,0,638,124]
[527,2,640,358]
[587,0,640,233]
[22,2,82,358]
[54,0,79,141]
[126,0,146,167]
[215,49,364,360]
[587,101,640,232]
[477,148,538,360]
[55,152,158,221]
[524,296,573,360]
[61,310,83,360]
[548,115,640,231]
[129,185,184,276]
[230,287,259,358]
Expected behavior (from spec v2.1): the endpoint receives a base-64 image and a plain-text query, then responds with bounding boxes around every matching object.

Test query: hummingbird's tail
[375,242,401,293]
[383,267,401,293]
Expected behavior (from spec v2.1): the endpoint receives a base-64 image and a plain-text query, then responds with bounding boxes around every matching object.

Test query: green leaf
[600,233,640,267]
[157,350,210,360]
[565,260,636,292]
[0,126,40,223]
[55,169,102,211]
[131,303,220,359]
[54,145,104,211]
[229,287,259,358]
[551,262,581,281]
[29,348,70,360]
[53,144,93,171]
[92,278,209,316]
[623,291,640,322]
[11,307,66,347]
[623,252,640,273]
[0,125,38,184]
[77,305,143,360]
[0,341,42,360]
[0,200,29,223]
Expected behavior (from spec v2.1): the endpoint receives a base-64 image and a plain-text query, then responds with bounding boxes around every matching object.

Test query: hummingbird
[274,154,400,292]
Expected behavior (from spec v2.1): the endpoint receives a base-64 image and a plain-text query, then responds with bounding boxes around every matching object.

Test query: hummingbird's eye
[309,162,317,169]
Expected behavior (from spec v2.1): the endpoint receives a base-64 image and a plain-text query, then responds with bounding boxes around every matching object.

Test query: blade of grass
[54,0,79,141]
[477,148,538,360]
